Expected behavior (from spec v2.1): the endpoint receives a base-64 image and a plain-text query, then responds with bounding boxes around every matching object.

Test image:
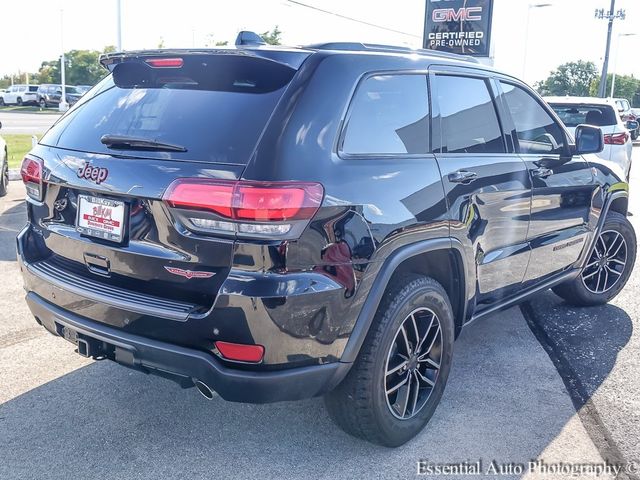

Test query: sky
[0,0,639,85]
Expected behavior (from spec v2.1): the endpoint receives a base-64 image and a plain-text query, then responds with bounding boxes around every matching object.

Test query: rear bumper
[25,291,350,403]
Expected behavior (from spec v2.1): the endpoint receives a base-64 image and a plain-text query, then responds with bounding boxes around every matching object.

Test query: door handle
[448,170,478,184]
[531,167,553,179]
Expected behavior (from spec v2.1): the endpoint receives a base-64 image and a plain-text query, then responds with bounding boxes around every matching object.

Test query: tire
[39,98,46,109]
[0,97,4,106]
[0,154,8,197]
[325,274,455,447]
[553,211,636,306]
[631,129,638,141]
[16,97,22,106]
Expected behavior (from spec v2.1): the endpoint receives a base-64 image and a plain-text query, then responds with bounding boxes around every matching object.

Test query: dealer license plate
[76,195,126,242]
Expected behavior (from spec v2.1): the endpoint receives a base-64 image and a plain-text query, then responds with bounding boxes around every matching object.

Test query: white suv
[546,96,634,179]
[0,84,39,106]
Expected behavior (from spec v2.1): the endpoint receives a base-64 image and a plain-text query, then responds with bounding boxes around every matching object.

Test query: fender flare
[339,237,467,364]
[577,187,629,268]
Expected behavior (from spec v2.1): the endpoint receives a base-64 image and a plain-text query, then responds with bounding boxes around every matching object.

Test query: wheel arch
[339,238,467,364]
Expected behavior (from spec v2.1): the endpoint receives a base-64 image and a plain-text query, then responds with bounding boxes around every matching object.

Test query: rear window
[549,104,618,127]
[28,86,38,92]
[40,55,297,164]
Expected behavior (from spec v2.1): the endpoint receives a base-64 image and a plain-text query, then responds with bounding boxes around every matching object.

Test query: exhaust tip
[194,380,215,400]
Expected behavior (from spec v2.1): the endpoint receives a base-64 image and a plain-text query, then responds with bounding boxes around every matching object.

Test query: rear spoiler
[100,45,312,72]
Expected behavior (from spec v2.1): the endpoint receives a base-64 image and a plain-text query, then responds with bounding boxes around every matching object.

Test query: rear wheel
[553,212,636,306]
[16,97,22,106]
[325,275,454,447]
[39,98,46,109]
[0,152,8,197]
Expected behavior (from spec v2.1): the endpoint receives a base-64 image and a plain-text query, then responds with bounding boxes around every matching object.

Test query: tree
[534,60,598,97]
[36,46,115,86]
[589,73,640,105]
[260,26,282,45]
[0,73,37,89]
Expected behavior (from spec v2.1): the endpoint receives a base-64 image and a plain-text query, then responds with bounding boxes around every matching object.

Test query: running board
[465,269,580,326]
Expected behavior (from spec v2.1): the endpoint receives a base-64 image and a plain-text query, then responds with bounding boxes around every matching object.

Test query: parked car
[611,97,639,140]
[546,97,635,179]
[37,84,82,108]
[75,85,93,95]
[18,38,636,447]
[0,84,39,106]
[0,121,7,196]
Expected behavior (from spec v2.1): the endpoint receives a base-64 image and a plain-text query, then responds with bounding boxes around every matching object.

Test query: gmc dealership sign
[423,0,494,57]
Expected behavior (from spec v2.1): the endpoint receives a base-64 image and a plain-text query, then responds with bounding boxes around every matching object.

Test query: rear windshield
[40,54,297,164]
[548,104,618,127]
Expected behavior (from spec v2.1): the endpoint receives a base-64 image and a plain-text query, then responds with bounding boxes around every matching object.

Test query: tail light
[163,179,324,239]
[214,341,264,363]
[145,57,184,68]
[604,132,629,145]
[20,155,44,201]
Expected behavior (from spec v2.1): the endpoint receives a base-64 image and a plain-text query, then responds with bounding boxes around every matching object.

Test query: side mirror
[573,124,603,155]
[626,120,639,131]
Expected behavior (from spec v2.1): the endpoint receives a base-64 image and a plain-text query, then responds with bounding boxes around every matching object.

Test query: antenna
[235,31,266,47]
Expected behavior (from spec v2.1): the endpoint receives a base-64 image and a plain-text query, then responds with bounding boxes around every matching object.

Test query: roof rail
[304,42,479,63]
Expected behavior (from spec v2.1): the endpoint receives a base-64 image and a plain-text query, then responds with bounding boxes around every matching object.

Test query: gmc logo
[77,163,109,184]
[433,7,482,22]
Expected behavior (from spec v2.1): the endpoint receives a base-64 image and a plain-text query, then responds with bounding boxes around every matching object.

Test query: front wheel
[325,275,454,447]
[553,212,636,306]
[16,97,22,106]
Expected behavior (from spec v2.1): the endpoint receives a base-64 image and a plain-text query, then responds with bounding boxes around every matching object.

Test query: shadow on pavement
[522,291,634,475]
[524,291,633,408]
[0,199,26,261]
[0,309,606,480]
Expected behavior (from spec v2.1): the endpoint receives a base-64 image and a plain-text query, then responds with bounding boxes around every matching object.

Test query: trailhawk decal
[164,266,216,279]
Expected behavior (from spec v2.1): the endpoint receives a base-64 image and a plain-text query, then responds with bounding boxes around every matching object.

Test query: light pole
[116,0,122,51]
[522,3,553,80]
[610,32,636,97]
[595,1,626,97]
[59,9,68,112]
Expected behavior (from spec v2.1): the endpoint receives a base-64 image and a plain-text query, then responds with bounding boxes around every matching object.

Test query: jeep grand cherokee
[17,35,635,447]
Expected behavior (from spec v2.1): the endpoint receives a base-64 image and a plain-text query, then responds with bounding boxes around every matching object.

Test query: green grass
[4,134,40,168]
[0,105,60,114]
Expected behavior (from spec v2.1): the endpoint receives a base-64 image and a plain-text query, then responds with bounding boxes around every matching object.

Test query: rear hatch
[23,50,306,328]
[549,102,620,163]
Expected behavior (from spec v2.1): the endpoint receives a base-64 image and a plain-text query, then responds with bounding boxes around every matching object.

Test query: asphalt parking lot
[0,141,638,479]
[0,110,61,135]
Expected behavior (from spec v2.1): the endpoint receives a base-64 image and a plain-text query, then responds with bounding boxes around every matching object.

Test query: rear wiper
[100,134,187,152]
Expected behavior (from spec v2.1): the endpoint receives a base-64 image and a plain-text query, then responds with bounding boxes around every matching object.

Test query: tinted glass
[434,75,505,154]
[500,82,565,155]
[549,104,618,127]
[28,86,38,92]
[41,55,296,164]
[342,75,429,155]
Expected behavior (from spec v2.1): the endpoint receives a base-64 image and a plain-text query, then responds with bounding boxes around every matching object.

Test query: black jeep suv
[17,38,635,447]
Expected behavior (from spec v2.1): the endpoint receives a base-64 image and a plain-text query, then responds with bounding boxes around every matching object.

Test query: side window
[342,74,429,155]
[433,75,505,154]
[499,82,566,155]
